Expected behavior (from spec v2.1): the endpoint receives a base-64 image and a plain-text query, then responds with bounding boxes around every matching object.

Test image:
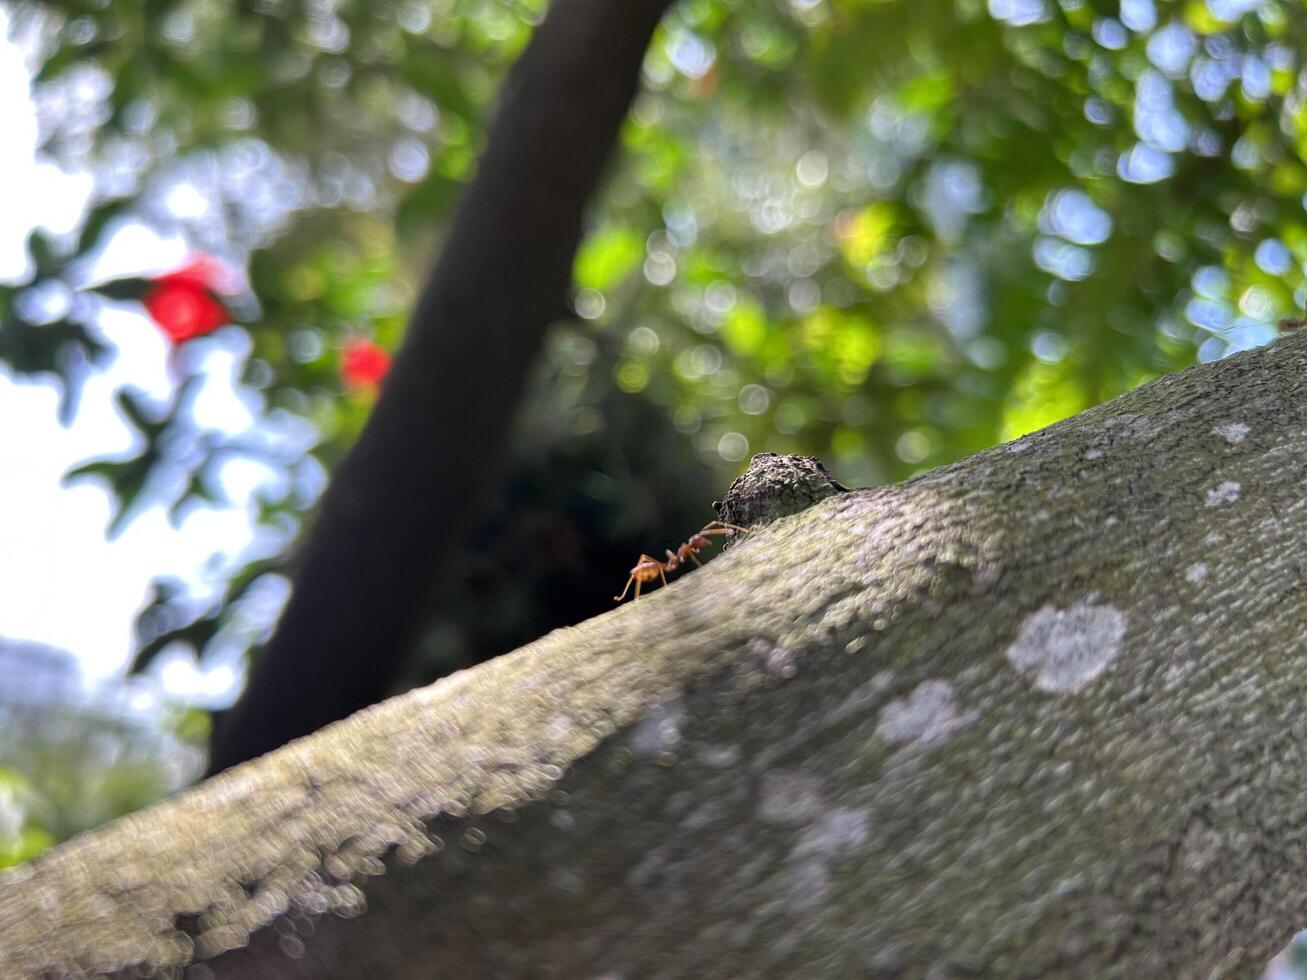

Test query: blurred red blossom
[341,338,391,389]
[144,256,234,343]
[153,255,240,294]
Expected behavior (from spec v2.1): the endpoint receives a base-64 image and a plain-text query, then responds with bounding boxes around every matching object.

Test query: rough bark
[6,334,1307,977]
[206,0,675,773]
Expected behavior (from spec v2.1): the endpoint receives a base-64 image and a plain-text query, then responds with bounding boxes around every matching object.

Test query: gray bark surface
[5,334,1307,977]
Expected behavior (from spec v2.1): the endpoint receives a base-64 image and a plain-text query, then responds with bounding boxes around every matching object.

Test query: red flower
[153,256,238,294]
[341,338,391,389]
[144,256,233,343]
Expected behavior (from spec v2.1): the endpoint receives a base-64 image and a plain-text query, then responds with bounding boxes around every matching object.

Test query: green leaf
[63,451,160,539]
[396,170,463,237]
[400,44,476,118]
[169,707,212,746]
[92,277,152,303]
[0,316,109,377]
[167,469,224,526]
[574,225,643,292]
[0,825,54,869]
[0,767,55,869]
[76,199,133,258]
[26,231,61,278]
[115,388,169,440]
[34,41,104,84]
[130,615,221,674]
[1000,356,1088,441]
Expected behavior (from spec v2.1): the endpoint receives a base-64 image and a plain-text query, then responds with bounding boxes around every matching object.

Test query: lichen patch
[1205,481,1242,508]
[1006,601,1127,693]
[628,698,686,755]
[782,858,833,909]
[1185,563,1208,585]
[1213,421,1250,445]
[695,744,741,769]
[793,807,870,857]
[875,680,977,746]
[780,808,871,912]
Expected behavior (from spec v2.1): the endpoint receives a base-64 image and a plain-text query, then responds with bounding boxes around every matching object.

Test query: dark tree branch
[208,0,675,772]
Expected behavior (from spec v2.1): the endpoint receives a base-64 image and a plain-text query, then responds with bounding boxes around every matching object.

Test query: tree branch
[207,0,676,772]
[6,334,1307,977]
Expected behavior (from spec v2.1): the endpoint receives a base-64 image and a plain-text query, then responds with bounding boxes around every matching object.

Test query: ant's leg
[634,579,643,601]
[700,521,750,536]
[697,528,736,540]
[614,575,635,602]
[686,548,702,566]
[658,566,668,588]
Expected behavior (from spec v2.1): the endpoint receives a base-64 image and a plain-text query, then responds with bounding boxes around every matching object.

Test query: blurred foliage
[0,688,205,867]
[0,768,55,869]
[3,0,1307,815]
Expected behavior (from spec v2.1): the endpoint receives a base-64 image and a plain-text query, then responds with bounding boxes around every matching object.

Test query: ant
[613,521,749,602]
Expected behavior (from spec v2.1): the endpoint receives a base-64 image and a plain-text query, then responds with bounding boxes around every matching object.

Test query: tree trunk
[206,0,675,774]
[5,334,1307,977]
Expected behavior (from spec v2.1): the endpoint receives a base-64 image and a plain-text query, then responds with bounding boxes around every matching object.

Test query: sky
[0,12,260,705]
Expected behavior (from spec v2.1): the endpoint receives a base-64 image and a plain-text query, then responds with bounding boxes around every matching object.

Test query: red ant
[613,521,749,602]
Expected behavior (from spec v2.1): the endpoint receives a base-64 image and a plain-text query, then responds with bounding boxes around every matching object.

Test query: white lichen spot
[1206,481,1242,508]
[748,637,799,678]
[782,857,833,909]
[1185,563,1208,585]
[793,807,870,857]
[1007,438,1032,454]
[1006,601,1127,693]
[875,680,977,746]
[545,714,574,740]
[695,744,741,769]
[628,697,686,755]
[778,808,871,913]
[1084,448,1103,460]
[1213,421,1250,445]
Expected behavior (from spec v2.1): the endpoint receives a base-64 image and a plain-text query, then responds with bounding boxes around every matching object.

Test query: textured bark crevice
[206,0,676,773]
[6,335,1307,977]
